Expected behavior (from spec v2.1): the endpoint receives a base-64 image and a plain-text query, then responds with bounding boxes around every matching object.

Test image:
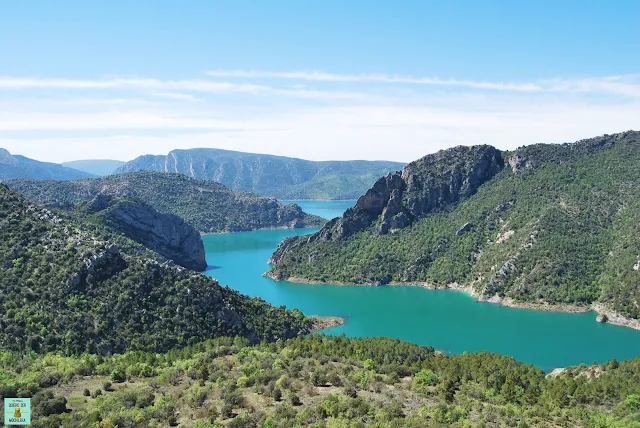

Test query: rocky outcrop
[305,145,503,242]
[85,195,207,271]
[507,154,531,174]
[592,304,640,331]
[64,245,127,294]
[479,228,539,299]
[456,222,474,236]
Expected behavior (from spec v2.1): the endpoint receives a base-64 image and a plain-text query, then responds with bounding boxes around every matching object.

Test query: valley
[1,133,639,427]
[4,3,639,425]
[201,205,640,373]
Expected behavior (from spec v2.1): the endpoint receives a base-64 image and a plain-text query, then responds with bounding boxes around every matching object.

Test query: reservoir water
[203,200,640,372]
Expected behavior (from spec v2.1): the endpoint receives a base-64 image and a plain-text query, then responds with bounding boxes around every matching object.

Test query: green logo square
[4,398,31,425]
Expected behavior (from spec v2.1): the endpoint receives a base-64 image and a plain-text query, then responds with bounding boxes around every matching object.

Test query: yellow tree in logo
[13,407,21,418]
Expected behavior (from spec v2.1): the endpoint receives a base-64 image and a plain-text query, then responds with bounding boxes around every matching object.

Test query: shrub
[344,385,358,398]
[137,391,156,408]
[289,393,302,406]
[110,366,127,383]
[272,387,282,402]
[363,359,376,372]
[413,369,440,390]
[626,394,640,410]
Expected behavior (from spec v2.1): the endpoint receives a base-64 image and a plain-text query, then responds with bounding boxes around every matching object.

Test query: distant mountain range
[61,159,126,176]
[115,148,406,200]
[0,148,95,180]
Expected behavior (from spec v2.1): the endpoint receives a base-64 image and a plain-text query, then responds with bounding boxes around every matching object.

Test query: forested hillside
[0,184,314,355]
[114,148,405,200]
[267,131,640,322]
[2,335,639,427]
[7,172,324,233]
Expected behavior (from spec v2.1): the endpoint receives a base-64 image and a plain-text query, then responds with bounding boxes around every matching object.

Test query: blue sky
[0,0,638,162]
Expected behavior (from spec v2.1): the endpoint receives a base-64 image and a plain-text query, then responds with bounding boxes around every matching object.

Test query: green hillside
[7,171,325,233]
[2,335,640,427]
[0,184,313,355]
[267,131,640,321]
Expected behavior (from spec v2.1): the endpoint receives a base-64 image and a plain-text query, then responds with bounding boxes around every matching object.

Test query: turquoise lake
[203,200,640,372]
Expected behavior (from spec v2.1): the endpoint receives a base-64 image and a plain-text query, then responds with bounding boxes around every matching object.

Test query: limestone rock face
[65,245,127,294]
[507,154,531,173]
[88,195,207,271]
[306,145,504,241]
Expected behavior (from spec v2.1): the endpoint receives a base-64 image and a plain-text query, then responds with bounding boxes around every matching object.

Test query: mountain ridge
[0,148,96,181]
[114,148,406,200]
[79,194,207,271]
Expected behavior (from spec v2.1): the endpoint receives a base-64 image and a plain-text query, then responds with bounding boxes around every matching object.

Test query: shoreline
[310,316,345,333]
[267,273,640,331]
[281,199,357,202]
[200,225,322,236]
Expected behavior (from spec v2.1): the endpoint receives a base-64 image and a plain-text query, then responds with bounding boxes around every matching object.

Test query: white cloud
[206,70,543,92]
[0,110,272,132]
[206,70,640,98]
[2,100,638,163]
[0,71,638,164]
[0,77,362,100]
[149,92,205,103]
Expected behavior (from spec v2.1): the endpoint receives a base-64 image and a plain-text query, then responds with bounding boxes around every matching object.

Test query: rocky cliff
[269,145,504,266]
[82,194,207,271]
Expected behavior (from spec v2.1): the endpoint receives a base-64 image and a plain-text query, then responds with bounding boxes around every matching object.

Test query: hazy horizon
[2,1,639,163]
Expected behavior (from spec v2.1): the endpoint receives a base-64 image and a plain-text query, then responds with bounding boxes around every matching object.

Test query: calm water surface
[203,200,640,371]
